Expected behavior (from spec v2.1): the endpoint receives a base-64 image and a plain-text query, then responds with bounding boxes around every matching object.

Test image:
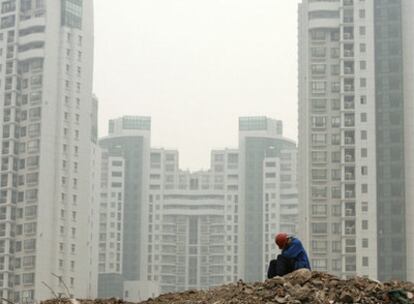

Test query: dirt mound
[41,270,414,304]
[140,270,414,304]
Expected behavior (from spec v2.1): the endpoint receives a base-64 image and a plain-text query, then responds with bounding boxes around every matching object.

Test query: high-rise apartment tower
[0,0,96,301]
[98,116,151,298]
[298,0,414,281]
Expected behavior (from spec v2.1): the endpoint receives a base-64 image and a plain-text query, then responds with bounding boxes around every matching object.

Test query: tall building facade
[0,0,96,301]
[146,148,242,294]
[239,117,297,282]
[298,0,414,281]
[98,116,151,298]
[262,147,298,276]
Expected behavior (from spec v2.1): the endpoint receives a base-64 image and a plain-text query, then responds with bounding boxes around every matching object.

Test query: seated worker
[267,233,311,279]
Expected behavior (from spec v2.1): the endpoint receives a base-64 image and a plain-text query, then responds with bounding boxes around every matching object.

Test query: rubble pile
[42,269,414,304]
[140,270,414,304]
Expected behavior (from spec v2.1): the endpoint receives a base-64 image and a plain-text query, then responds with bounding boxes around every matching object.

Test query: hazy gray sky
[94,0,299,170]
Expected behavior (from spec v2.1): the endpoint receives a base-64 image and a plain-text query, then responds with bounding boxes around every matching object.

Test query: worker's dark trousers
[267,255,295,279]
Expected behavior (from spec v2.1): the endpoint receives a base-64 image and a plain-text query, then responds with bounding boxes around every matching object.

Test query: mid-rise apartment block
[298,0,414,281]
[0,0,97,301]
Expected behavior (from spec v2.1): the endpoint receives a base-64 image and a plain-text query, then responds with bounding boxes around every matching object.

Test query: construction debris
[41,269,414,304]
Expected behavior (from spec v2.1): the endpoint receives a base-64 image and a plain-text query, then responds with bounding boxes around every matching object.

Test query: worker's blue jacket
[281,238,311,271]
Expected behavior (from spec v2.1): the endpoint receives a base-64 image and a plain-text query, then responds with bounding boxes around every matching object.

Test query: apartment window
[362,239,369,248]
[331,99,340,110]
[331,169,341,181]
[312,186,327,199]
[331,30,340,41]
[331,82,340,93]
[360,61,366,70]
[331,48,340,58]
[332,223,341,234]
[332,241,341,253]
[361,130,367,140]
[1,15,15,29]
[331,116,340,128]
[362,257,369,267]
[311,47,326,57]
[311,240,327,252]
[312,259,327,271]
[312,151,327,162]
[24,239,36,251]
[22,273,35,285]
[311,30,325,40]
[332,205,341,216]
[331,186,341,199]
[312,134,327,145]
[360,43,366,53]
[312,116,326,128]
[311,81,326,94]
[312,223,327,234]
[331,151,341,163]
[331,64,340,75]
[361,184,368,193]
[362,202,368,212]
[359,9,365,18]
[361,113,367,122]
[361,148,367,158]
[359,26,366,35]
[360,78,366,87]
[361,166,368,175]
[362,220,368,230]
[2,1,16,14]
[330,260,341,273]
[311,64,326,75]
[312,99,327,112]
[312,205,327,216]
[331,134,341,145]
